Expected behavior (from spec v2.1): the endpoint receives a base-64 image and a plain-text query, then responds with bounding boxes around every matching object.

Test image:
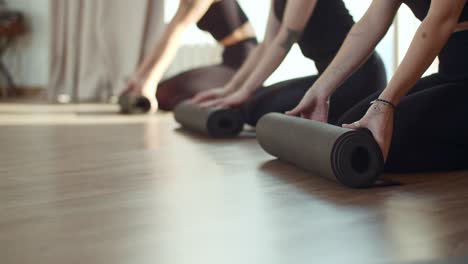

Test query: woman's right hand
[286,88,330,123]
[190,87,230,104]
[119,77,142,97]
[119,77,158,113]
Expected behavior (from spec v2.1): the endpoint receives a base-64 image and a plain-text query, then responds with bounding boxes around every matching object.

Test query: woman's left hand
[200,88,252,108]
[342,103,395,161]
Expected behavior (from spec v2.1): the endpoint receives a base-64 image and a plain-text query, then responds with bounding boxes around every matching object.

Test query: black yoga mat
[118,94,152,114]
[174,102,244,138]
[257,113,385,188]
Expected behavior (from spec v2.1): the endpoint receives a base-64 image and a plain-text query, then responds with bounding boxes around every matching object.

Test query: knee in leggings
[156,82,177,111]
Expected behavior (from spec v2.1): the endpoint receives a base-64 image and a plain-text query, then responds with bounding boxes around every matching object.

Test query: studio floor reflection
[0,103,467,264]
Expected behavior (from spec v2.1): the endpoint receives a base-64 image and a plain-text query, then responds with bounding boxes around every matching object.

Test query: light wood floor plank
[0,104,467,264]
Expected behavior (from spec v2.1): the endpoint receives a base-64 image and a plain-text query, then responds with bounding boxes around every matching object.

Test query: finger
[342,123,354,129]
[220,98,242,108]
[188,97,198,104]
[219,101,232,109]
[191,93,211,104]
[374,136,390,161]
[286,105,303,116]
[342,120,362,129]
[200,99,221,108]
[199,101,213,108]
[216,99,229,108]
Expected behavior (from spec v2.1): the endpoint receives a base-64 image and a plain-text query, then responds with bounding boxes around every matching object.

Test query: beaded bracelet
[370,99,397,111]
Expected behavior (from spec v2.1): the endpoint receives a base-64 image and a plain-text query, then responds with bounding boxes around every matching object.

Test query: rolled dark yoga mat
[174,102,244,138]
[257,113,385,188]
[118,94,152,114]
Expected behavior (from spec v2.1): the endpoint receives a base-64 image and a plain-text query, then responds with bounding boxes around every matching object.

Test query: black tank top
[401,0,468,80]
[197,0,250,41]
[401,0,468,22]
[274,0,355,73]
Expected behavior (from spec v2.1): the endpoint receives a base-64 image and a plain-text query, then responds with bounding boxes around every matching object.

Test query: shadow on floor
[174,127,257,144]
[258,159,468,206]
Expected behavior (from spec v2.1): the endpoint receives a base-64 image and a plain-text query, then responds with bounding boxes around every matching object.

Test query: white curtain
[48,0,164,102]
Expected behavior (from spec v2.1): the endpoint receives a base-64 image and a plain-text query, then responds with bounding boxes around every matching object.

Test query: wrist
[223,84,237,94]
[239,80,261,95]
[239,86,255,96]
[126,75,142,84]
[378,89,401,106]
[372,99,397,110]
[369,100,396,115]
[313,84,333,100]
[312,89,332,103]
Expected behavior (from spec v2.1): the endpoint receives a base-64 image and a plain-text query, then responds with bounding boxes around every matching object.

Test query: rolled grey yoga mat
[118,94,152,114]
[257,113,385,188]
[174,102,244,138]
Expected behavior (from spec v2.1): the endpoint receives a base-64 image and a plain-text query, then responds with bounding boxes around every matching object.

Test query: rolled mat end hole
[136,98,151,112]
[218,118,233,130]
[351,147,370,174]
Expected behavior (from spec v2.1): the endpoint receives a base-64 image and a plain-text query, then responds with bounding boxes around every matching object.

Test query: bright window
[164,1,435,84]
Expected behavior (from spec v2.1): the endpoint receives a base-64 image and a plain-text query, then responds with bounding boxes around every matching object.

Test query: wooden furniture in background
[0,10,25,98]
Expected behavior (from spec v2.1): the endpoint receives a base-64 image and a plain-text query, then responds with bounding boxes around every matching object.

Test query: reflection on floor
[0,103,467,264]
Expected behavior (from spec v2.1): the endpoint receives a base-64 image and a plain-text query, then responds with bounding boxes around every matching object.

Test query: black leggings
[156,39,257,111]
[242,52,388,126]
[336,73,468,173]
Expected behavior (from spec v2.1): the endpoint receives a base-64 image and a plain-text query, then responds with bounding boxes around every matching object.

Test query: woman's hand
[342,102,394,161]
[286,88,330,122]
[119,77,141,96]
[141,87,159,113]
[119,77,159,113]
[190,87,230,104]
[200,88,252,108]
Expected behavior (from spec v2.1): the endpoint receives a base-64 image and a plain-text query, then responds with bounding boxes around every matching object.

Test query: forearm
[307,0,399,98]
[235,0,318,93]
[136,23,185,83]
[134,0,214,83]
[236,31,294,93]
[379,18,457,104]
[223,43,269,92]
[224,1,280,93]
[311,21,384,97]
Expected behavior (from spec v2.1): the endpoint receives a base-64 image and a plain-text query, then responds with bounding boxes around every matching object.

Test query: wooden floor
[1,103,467,264]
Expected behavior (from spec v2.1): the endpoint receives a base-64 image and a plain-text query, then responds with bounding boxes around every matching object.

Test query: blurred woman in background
[121,0,257,112]
[192,0,387,127]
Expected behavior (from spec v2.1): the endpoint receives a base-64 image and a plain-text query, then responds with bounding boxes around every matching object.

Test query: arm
[222,0,281,93]
[191,0,281,103]
[235,0,318,95]
[379,0,467,104]
[311,0,400,98]
[342,0,467,160]
[287,0,400,120]
[134,0,215,87]
[204,0,319,107]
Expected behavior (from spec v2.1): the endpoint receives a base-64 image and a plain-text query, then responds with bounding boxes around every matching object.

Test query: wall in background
[2,0,431,90]
[4,0,50,88]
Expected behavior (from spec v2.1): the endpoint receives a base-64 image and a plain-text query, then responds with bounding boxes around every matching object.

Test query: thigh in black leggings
[242,52,387,126]
[156,39,257,111]
[157,65,237,111]
[241,76,318,126]
[336,73,468,173]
